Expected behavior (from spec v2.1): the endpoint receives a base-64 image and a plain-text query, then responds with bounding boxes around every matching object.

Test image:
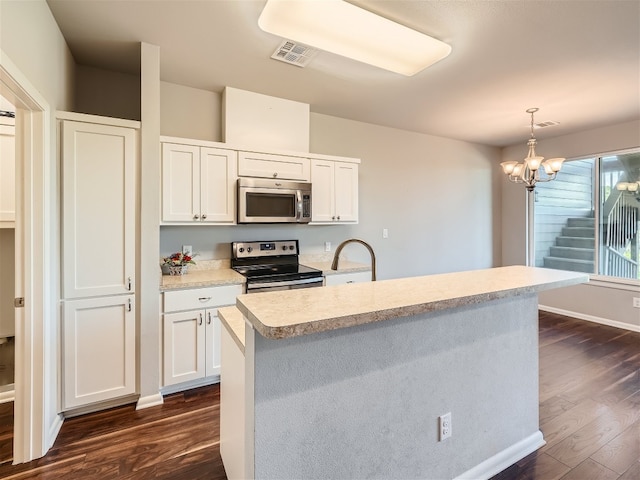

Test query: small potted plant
[161,251,197,276]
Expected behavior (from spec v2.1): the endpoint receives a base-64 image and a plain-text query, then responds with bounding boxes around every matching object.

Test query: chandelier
[500,108,565,191]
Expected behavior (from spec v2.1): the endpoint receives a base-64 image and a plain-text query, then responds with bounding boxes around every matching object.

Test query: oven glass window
[246,193,295,217]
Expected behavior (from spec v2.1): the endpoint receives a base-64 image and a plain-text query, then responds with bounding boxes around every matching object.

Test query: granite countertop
[218,306,245,354]
[159,256,370,291]
[160,260,245,291]
[301,260,371,275]
[235,266,589,340]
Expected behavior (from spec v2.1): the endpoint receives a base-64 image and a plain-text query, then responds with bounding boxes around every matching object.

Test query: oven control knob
[289,245,295,250]
[282,246,287,251]
[247,247,253,253]
[239,247,244,253]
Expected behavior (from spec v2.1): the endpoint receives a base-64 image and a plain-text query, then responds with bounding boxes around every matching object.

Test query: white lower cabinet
[324,271,372,286]
[162,284,242,387]
[62,295,136,410]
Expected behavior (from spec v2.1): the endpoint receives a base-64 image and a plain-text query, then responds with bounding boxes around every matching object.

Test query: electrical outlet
[633,297,640,308]
[324,241,331,252]
[182,245,193,256]
[439,412,452,441]
[382,228,389,239]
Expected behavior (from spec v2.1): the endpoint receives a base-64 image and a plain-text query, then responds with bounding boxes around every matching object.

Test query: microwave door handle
[296,190,303,221]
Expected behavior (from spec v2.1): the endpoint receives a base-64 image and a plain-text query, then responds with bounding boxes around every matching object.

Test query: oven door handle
[248,277,323,289]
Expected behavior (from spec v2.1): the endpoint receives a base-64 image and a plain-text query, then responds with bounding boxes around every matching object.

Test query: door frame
[1,50,58,463]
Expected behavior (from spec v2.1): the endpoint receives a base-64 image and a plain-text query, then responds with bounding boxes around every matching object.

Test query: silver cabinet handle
[202,214,207,219]
[193,214,199,220]
[198,296,212,302]
[207,311,212,325]
[128,298,132,311]
[332,216,336,220]
[199,313,203,326]
[273,172,278,178]
[127,276,132,291]
[337,215,341,220]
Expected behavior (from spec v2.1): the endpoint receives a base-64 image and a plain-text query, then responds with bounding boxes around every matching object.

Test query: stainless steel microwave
[237,178,312,224]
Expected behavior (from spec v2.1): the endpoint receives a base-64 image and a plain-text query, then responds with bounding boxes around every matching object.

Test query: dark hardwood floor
[0,310,637,479]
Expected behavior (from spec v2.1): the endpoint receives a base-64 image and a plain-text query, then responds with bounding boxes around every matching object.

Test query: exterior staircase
[543,217,595,273]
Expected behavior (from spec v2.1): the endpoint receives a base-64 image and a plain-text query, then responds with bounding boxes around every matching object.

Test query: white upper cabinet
[0,122,15,227]
[311,159,359,224]
[162,143,237,224]
[238,151,310,181]
[62,120,136,298]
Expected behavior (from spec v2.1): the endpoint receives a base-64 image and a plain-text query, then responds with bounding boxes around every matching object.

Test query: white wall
[158,85,502,280]
[501,119,640,330]
[0,0,75,458]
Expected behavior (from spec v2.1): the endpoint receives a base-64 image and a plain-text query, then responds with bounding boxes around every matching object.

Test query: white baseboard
[47,413,64,450]
[539,305,640,333]
[0,389,14,403]
[455,431,545,480]
[136,392,164,410]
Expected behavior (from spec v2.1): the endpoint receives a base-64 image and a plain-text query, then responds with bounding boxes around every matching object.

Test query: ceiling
[45,0,640,147]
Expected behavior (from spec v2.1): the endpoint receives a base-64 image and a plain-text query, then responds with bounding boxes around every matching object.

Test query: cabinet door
[62,121,136,298]
[63,295,135,409]
[205,309,222,376]
[311,160,335,223]
[0,123,15,225]
[238,151,310,181]
[334,162,359,223]
[162,143,200,222]
[200,147,237,223]
[163,309,206,386]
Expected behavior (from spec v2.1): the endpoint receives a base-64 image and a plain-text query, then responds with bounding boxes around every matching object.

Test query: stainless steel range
[231,240,323,293]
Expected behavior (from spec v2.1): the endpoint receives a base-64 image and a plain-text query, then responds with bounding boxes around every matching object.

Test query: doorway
[1,54,57,464]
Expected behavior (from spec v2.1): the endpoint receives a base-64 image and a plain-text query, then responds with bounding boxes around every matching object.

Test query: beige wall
[158,84,502,280]
[0,0,75,457]
[501,119,640,330]
[75,65,140,120]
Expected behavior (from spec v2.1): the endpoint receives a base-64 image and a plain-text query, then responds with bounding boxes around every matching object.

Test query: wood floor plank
[539,398,610,449]
[590,420,640,474]
[618,460,640,480]
[539,396,576,426]
[558,458,619,480]
[544,392,640,468]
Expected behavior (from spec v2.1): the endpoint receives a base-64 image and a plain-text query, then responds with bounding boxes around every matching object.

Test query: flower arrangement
[161,252,197,276]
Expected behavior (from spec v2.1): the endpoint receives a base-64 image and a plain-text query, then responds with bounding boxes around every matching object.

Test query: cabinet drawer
[238,151,310,181]
[164,284,242,313]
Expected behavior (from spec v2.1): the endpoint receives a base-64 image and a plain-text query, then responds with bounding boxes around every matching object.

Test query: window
[534,149,640,281]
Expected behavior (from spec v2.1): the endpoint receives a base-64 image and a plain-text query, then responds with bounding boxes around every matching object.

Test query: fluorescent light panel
[258,0,452,76]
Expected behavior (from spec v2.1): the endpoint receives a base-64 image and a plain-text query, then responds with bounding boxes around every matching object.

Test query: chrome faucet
[331,238,377,281]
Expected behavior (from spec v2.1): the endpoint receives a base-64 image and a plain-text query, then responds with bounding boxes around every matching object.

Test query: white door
[163,310,206,385]
[162,143,200,222]
[0,120,15,225]
[205,309,222,376]
[200,147,237,223]
[62,121,136,298]
[62,295,136,409]
[311,160,335,223]
[334,162,359,222]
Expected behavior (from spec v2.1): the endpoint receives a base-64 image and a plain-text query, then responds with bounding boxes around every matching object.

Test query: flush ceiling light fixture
[258,0,452,76]
[500,108,565,192]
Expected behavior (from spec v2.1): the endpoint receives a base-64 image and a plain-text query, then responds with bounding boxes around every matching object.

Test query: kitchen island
[219,266,588,480]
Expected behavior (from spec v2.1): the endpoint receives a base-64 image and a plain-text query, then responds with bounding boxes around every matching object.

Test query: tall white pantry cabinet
[60,113,138,410]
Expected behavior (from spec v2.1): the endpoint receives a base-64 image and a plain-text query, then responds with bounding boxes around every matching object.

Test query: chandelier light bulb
[525,156,544,171]
[628,182,639,192]
[616,182,629,191]
[500,161,518,175]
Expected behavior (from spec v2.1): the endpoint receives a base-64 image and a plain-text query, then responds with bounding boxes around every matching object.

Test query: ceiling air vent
[271,40,318,67]
[534,120,560,129]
